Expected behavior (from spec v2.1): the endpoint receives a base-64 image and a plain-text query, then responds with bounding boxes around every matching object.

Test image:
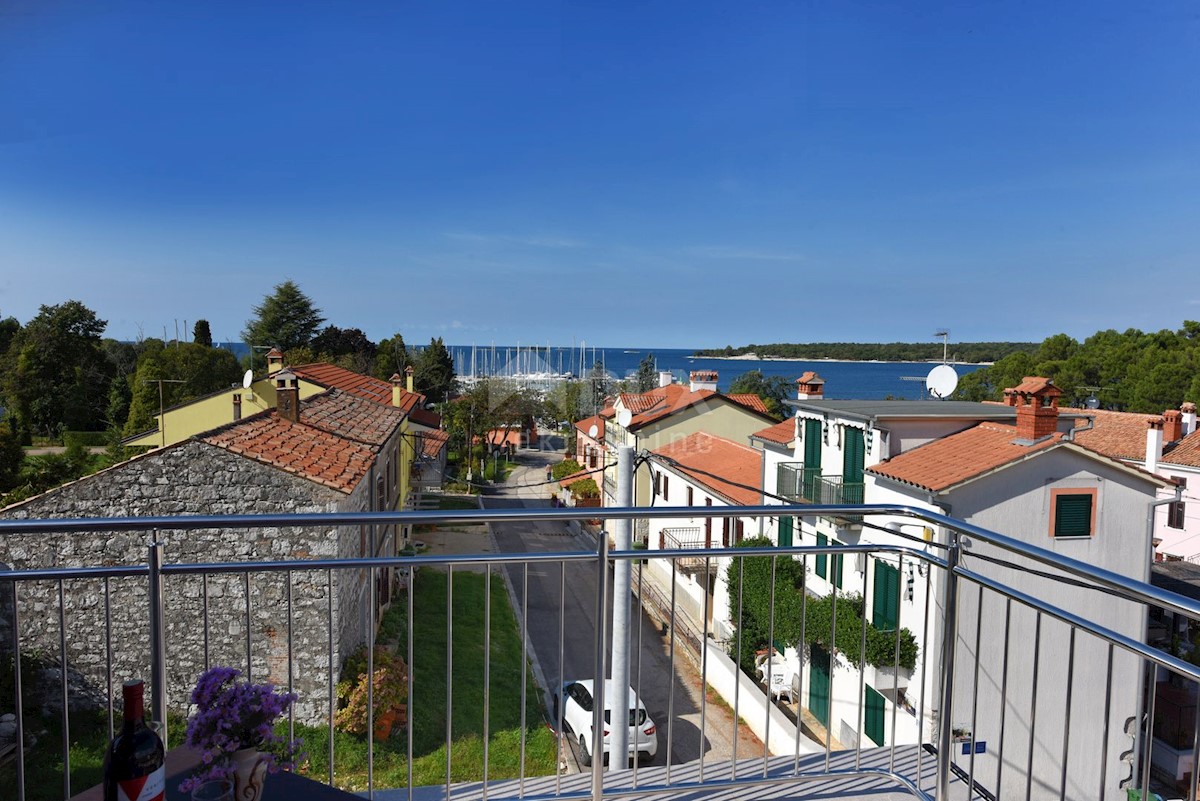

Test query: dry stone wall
[0,440,371,725]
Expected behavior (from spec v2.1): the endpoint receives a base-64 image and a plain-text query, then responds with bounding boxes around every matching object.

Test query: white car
[555,679,658,766]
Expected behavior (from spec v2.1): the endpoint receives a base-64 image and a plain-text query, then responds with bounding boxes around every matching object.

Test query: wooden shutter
[804,419,822,468]
[865,686,886,745]
[1054,494,1093,538]
[843,427,865,485]
[816,532,827,578]
[872,560,900,631]
[779,516,793,547]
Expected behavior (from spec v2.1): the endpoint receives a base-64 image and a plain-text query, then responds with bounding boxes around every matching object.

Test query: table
[70,748,362,801]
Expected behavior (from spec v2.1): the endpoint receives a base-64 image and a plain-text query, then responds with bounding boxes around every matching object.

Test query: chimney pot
[795,371,825,400]
[274,368,300,423]
[1013,376,1061,440]
[1164,410,1184,442]
[1147,416,1165,474]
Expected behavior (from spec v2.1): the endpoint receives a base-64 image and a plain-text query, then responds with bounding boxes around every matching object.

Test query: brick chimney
[1007,376,1061,441]
[689,370,718,392]
[1164,409,1184,443]
[266,347,285,376]
[1147,416,1165,474]
[1181,402,1197,436]
[405,365,415,394]
[796,371,825,401]
[274,367,300,423]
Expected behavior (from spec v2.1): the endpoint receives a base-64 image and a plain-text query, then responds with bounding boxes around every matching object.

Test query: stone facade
[0,440,375,725]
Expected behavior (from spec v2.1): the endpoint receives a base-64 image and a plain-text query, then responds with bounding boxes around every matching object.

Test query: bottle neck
[122,680,145,728]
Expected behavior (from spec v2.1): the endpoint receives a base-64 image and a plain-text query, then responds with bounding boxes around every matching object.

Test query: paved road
[481,438,761,771]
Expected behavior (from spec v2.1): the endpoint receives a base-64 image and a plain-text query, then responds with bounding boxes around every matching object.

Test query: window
[1050,488,1097,538]
[722,517,730,547]
[1169,478,1187,529]
[654,472,660,497]
[779,515,793,547]
[872,560,900,631]
[864,686,886,746]
[232,393,242,421]
[816,532,827,578]
[687,486,694,506]
[663,474,669,501]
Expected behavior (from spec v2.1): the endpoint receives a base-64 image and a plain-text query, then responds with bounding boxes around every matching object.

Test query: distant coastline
[696,353,994,366]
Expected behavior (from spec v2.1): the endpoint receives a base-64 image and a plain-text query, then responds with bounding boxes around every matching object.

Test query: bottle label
[116,766,165,801]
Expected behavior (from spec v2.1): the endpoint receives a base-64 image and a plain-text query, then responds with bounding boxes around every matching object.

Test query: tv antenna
[933,329,950,364]
[142,378,186,448]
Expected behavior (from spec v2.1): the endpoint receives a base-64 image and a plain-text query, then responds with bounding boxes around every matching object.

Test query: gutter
[1062,414,1094,443]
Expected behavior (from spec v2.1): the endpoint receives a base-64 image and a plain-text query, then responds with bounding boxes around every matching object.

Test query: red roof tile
[575,415,605,440]
[292,363,430,416]
[867,422,1062,492]
[300,389,407,447]
[612,385,771,431]
[1058,407,1161,462]
[753,418,797,445]
[202,413,376,493]
[651,432,762,506]
[728,394,770,414]
[559,469,597,488]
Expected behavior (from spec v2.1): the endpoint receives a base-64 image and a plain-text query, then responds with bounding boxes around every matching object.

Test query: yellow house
[124,348,441,518]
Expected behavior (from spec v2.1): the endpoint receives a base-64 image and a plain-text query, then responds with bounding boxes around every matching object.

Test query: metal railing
[3,503,1200,801]
[776,463,820,502]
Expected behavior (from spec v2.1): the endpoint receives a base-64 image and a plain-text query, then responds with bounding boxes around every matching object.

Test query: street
[479,431,762,770]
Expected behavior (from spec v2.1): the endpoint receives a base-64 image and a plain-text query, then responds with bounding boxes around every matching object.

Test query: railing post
[147,537,168,748]
[935,529,962,800]
[591,529,610,801]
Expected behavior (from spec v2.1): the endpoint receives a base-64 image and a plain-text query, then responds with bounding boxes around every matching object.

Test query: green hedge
[63,430,108,447]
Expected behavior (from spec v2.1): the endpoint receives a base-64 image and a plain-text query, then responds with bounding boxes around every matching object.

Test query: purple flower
[179,666,303,792]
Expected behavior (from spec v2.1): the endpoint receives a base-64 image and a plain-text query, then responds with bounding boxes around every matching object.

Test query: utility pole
[609,445,635,769]
[143,378,186,448]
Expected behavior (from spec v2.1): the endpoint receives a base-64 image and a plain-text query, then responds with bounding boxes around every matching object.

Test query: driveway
[481,439,762,771]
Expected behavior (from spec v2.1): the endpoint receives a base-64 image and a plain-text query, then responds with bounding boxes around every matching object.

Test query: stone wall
[0,440,372,725]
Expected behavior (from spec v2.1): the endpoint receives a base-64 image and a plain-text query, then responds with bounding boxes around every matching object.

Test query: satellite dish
[926,364,958,399]
[1085,395,1100,410]
[588,424,599,438]
[617,409,633,428]
[242,369,254,389]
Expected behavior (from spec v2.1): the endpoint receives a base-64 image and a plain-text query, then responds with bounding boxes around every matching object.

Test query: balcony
[2,503,1199,801]
[810,475,866,526]
[776,462,820,502]
[658,527,710,574]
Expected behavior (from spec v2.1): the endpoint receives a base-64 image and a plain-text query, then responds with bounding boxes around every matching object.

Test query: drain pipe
[1063,414,1094,442]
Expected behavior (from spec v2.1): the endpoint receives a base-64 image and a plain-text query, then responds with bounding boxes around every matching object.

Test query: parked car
[554,679,658,766]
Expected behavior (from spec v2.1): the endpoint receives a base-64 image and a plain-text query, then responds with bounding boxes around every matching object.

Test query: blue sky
[2,1,1197,349]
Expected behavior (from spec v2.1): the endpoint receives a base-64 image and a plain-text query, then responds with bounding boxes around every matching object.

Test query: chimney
[796,371,825,401]
[390,373,404,408]
[658,370,674,388]
[689,370,718,392]
[1182,402,1197,436]
[274,368,300,423]
[1164,409,1184,443]
[1008,376,1061,441]
[265,347,285,376]
[1147,417,1165,474]
[405,365,415,394]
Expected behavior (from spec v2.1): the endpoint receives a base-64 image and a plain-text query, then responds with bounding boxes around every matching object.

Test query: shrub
[551,459,583,481]
[335,646,409,736]
[570,478,600,499]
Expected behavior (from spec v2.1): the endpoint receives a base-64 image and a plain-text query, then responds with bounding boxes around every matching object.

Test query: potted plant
[179,666,304,801]
[335,646,409,740]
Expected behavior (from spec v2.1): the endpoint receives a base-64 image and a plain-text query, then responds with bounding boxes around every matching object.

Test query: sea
[214,341,984,401]
[444,345,985,401]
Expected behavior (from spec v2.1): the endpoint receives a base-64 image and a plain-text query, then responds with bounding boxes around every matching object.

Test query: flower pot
[231,748,269,801]
[374,707,398,741]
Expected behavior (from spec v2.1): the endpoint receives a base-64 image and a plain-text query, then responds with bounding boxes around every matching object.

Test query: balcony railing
[810,476,866,525]
[659,527,708,574]
[776,462,820,502]
[3,503,1200,801]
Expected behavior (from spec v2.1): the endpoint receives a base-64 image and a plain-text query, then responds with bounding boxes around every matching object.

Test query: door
[809,645,831,727]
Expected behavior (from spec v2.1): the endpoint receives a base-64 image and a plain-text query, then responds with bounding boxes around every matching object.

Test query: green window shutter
[833,546,843,589]
[809,646,831,727]
[1054,494,1093,538]
[779,515,793,547]
[804,419,823,469]
[865,685,886,746]
[873,560,900,631]
[843,427,865,484]
[816,532,828,578]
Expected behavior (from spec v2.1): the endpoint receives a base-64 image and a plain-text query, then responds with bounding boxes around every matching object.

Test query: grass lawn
[2,569,556,797]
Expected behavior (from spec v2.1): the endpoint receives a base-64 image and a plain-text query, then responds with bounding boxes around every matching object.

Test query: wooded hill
[694,341,1038,363]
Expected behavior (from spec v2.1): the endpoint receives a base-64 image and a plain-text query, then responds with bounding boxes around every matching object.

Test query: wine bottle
[104,679,166,801]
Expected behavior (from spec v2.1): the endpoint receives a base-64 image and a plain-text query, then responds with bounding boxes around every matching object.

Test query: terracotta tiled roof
[867,422,1063,493]
[420,429,449,459]
[1163,431,1200,469]
[409,407,442,429]
[619,390,670,414]
[651,432,762,506]
[796,371,824,385]
[292,363,430,417]
[611,385,771,431]
[575,415,605,440]
[752,418,797,445]
[1058,407,1161,462]
[202,413,376,493]
[559,469,597,488]
[483,429,524,448]
[300,390,407,447]
[728,394,770,414]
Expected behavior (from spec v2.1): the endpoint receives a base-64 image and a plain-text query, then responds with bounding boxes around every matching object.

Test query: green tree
[373,334,411,380]
[0,422,24,492]
[193,319,213,347]
[728,369,791,419]
[241,280,325,353]
[635,353,657,392]
[413,337,456,403]
[312,325,377,374]
[122,342,242,436]
[2,300,113,437]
